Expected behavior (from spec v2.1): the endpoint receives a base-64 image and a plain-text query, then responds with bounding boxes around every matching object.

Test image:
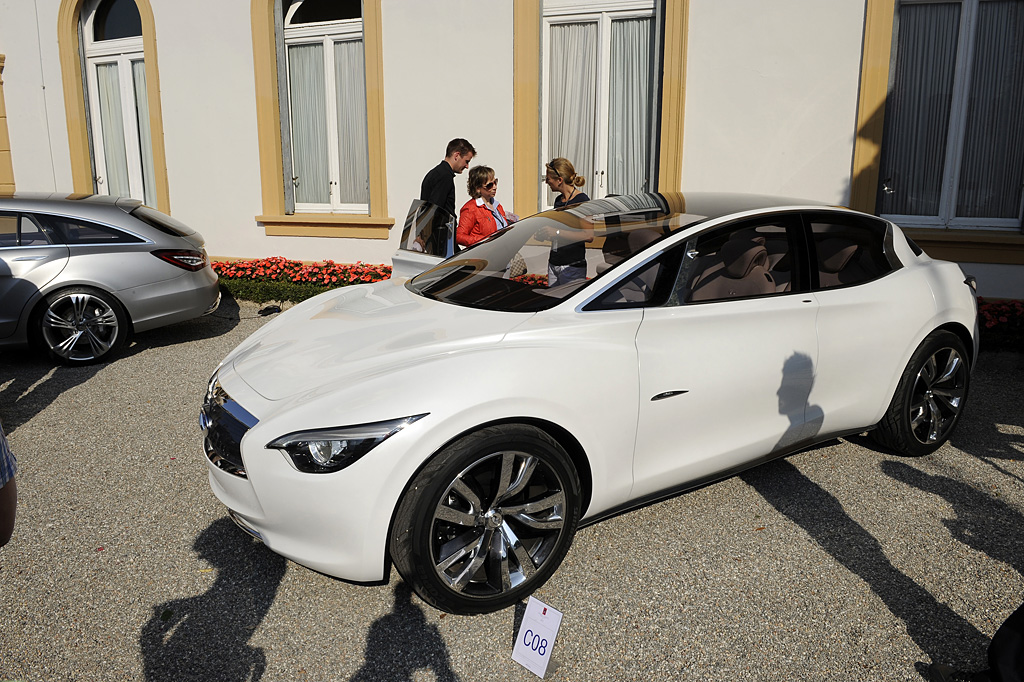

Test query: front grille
[200,380,258,478]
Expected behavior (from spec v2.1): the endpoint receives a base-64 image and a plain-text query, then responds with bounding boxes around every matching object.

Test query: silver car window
[0,213,54,248]
[41,215,144,245]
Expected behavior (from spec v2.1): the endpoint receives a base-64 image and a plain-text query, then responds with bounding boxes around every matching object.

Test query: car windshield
[406,194,708,312]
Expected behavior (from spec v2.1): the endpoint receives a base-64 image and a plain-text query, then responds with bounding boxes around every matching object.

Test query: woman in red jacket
[457,166,516,247]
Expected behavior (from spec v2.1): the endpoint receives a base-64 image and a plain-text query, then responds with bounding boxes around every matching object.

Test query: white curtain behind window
[334,39,369,205]
[289,43,330,205]
[608,17,651,195]
[96,62,131,198]
[548,22,598,192]
[878,2,960,216]
[131,59,155,207]
[956,0,1024,219]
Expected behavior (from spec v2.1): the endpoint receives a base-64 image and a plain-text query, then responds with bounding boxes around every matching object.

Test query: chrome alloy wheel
[909,346,967,445]
[41,292,120,362]
[430,451,567,597]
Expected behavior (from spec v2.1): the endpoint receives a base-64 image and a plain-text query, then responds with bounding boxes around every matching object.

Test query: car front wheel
[390,424,581,614]
[36,287,128,365]
[872,330,970,456]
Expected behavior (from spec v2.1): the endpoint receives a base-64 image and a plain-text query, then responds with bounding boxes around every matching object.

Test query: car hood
[228,278,530,400]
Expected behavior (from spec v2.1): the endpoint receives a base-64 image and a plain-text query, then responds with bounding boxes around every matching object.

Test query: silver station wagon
[0,193,220,365]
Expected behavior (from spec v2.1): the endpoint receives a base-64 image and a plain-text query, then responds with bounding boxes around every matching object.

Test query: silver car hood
[229,278,527,400]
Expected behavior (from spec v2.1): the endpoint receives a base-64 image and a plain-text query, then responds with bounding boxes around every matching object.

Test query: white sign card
[512,596,563,678]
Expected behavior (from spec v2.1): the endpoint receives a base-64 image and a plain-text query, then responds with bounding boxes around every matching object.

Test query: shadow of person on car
[140,517,287,682]
[774,352,824,452]
[349,582,461,682]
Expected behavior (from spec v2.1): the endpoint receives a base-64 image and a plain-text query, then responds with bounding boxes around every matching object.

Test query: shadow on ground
[140,517,287,682]
[742,461,990,668]
[0,291,241,432]
[349,582,461,682]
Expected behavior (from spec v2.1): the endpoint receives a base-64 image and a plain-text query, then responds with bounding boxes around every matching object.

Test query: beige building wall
[0,55,14,194]
[680,0,865,204]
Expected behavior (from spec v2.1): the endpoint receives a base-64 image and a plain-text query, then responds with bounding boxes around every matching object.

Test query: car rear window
[806,212,900,289]
[130,205,196,237]
[42,215,145,244]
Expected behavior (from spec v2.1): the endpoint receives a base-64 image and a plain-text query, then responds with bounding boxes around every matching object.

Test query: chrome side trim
[228,510,264,543]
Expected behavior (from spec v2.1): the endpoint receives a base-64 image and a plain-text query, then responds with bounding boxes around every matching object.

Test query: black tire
[872,330,970,457]
[34,287,129,365]
[390,424,581,614]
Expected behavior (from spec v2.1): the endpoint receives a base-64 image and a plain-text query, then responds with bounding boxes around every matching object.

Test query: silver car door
[0,213,70,339]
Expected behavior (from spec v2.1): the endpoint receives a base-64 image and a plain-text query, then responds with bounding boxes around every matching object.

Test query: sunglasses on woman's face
[484,179,499,190]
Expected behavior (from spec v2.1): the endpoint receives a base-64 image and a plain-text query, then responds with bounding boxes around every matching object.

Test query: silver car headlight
[266,414,427,474]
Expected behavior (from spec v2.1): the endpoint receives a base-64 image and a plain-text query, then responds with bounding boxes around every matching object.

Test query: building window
[878,0,1024,230]
[82,0,155,205]
[282,0,369,214]
[542,1,658,206]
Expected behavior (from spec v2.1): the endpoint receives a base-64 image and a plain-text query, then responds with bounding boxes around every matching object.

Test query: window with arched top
[281,0,369,214]
[93,0,142,41]
[82,0,155,205]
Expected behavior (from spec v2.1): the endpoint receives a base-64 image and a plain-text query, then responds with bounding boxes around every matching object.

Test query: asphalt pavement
[1,294,1022,681]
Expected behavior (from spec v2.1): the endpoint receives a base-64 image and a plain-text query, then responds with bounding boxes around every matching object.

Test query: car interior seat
[688,238,776,302]
[609,229,664,302]
[816,238,865,288]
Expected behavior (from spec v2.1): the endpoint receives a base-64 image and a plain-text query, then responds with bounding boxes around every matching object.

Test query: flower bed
[978,297,1024,352]
[212,257,391,303]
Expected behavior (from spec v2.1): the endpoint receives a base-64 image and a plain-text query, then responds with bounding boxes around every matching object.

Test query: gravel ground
[0,295,1021,682]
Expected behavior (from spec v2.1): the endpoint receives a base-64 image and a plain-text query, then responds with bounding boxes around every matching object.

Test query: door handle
[651,390,689,401]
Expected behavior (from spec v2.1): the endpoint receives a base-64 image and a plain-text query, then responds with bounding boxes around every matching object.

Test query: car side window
[584,255,672,310]
[400,200,457,258]
[808,213,898,290]
[42,215,145,245]
[0,213,54,247]
[667,215,803,305]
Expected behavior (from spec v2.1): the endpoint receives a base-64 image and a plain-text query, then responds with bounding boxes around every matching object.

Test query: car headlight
[266,414,427,473]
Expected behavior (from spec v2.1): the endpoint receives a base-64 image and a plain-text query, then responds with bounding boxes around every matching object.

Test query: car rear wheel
[872,330,970,457]
[390,424,581,614]
[36,287,128,365]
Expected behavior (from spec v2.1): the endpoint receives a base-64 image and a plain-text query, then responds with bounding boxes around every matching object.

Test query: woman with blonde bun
[544,157,589,208]
[542,158,592,286]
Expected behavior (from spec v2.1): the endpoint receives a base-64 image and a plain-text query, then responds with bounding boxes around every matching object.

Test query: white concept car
[201,192,978,613]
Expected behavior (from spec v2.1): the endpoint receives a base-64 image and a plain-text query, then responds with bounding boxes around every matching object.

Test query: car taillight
[152,249,207,272]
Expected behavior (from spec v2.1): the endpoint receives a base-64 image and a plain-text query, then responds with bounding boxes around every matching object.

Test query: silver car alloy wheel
[909,346,967,445]
[430,450,567,597]
[41,292,120,362]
